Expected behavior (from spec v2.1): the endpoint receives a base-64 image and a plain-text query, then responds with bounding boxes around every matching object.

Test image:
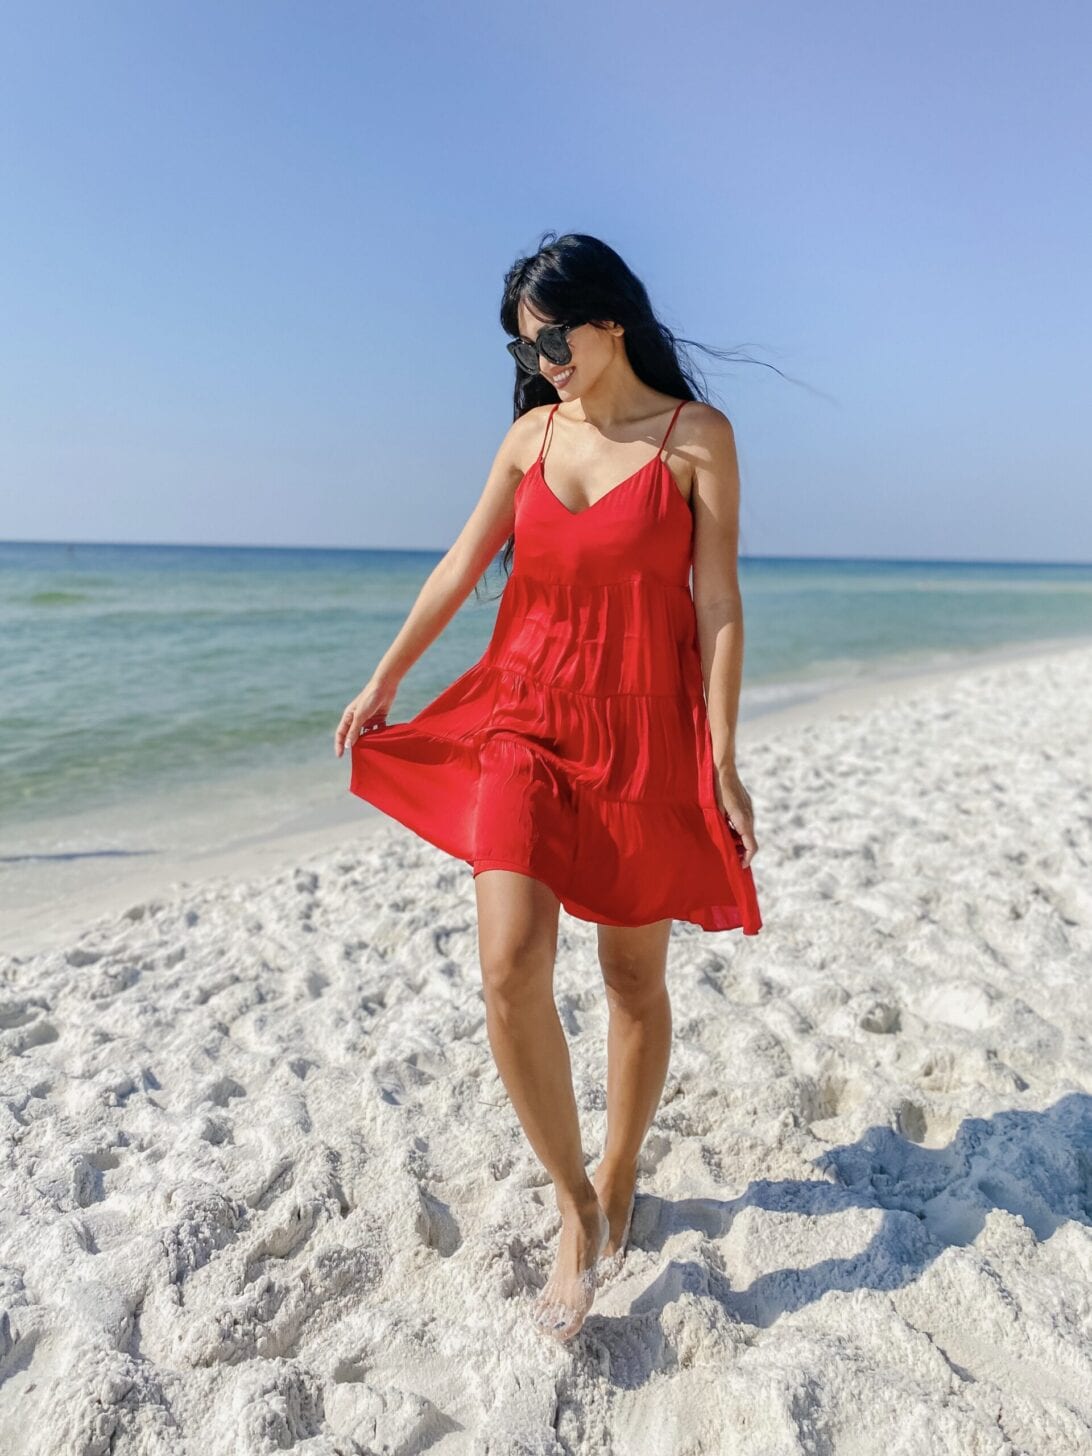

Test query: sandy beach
[2,638,1090,1453]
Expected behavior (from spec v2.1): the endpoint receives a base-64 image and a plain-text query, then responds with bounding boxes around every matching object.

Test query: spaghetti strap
[657,400,688,458]
[538,403,560,461]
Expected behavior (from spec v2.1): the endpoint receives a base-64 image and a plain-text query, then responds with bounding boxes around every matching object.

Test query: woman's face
[515,299,621,398]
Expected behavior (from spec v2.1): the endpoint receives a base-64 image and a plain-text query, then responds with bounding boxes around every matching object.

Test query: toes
[532,1286,594,1340]
[533,1299,580,1338]
[542,1306,582,1341]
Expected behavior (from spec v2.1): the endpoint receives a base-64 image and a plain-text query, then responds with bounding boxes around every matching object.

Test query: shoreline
[741,629,1092,741]
[3,630,1090,960]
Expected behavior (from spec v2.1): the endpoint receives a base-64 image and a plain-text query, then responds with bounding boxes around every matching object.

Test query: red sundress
[349,399,763,934]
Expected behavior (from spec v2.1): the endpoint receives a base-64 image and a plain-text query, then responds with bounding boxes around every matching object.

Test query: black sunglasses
[506,320,584,375]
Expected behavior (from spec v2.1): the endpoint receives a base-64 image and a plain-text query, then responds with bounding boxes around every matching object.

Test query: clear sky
[2,1,1089,561]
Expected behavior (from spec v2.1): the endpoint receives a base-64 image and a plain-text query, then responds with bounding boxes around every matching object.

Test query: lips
[549,367,575,387]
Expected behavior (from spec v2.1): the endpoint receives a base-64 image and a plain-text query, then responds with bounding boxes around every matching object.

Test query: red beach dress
[349,399,763,934]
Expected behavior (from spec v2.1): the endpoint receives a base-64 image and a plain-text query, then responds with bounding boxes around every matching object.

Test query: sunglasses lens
[540,327,573,366]
[508,340,536,371]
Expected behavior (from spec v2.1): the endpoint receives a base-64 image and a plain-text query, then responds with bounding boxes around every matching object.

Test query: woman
[334,232,762,1342]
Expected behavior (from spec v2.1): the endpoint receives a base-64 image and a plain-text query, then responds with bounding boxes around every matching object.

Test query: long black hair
[479,230,779,597]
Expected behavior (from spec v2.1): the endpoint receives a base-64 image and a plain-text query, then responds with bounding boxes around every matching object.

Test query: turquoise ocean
[2,539,1091,868]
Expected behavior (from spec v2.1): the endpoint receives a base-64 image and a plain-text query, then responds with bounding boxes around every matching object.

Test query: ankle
[594,1155,638,1186]
[554,1176,599,1218]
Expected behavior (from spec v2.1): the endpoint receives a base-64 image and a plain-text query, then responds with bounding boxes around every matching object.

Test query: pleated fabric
[349,400,763,934]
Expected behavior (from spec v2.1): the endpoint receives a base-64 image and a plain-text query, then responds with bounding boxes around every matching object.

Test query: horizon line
[2,538,1091,570]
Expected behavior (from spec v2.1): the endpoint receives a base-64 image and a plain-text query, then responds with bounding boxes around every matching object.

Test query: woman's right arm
[333,408,545,757]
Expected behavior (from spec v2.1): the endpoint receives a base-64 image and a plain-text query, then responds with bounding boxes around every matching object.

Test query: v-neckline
[534,454,664,518]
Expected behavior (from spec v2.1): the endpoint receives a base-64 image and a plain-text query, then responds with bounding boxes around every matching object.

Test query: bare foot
[591,1162,637,1280]
[531,1194,609,1342]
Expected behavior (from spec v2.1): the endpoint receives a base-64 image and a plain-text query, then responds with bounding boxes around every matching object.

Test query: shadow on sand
[620,1092,1092,1332]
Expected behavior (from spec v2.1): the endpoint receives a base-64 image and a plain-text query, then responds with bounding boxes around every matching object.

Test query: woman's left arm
[688,405,759,869]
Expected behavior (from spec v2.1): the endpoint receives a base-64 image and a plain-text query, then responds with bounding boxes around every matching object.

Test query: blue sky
[1,1,1088,561]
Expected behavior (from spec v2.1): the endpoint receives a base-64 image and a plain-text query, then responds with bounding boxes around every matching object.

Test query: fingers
[727,822,759,870]
[723,804,759,869]
[335,705,388,757]
[737,827,759,870]
[334,705,357,758]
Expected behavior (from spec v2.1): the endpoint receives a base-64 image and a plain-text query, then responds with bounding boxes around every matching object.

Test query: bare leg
[591,919,673,1269]
[474,868,608,1340]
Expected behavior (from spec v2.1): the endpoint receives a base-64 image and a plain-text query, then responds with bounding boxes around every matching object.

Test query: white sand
[1,639,1090,1454]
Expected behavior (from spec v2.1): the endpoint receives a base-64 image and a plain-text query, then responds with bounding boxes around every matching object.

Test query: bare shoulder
[495,404,556,479]
[518,402,557,446]
[666,401,736,505]
[675,400,735,457]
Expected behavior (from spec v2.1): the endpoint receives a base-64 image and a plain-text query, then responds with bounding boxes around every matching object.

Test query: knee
[480,938,553,1015]
[598,954,667,1014]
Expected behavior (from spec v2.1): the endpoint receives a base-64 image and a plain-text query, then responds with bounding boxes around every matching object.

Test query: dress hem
[469,850,757,933]
[350,773,760,935]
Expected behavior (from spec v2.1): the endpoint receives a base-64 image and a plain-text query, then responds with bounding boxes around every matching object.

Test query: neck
[560,357,665,435]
